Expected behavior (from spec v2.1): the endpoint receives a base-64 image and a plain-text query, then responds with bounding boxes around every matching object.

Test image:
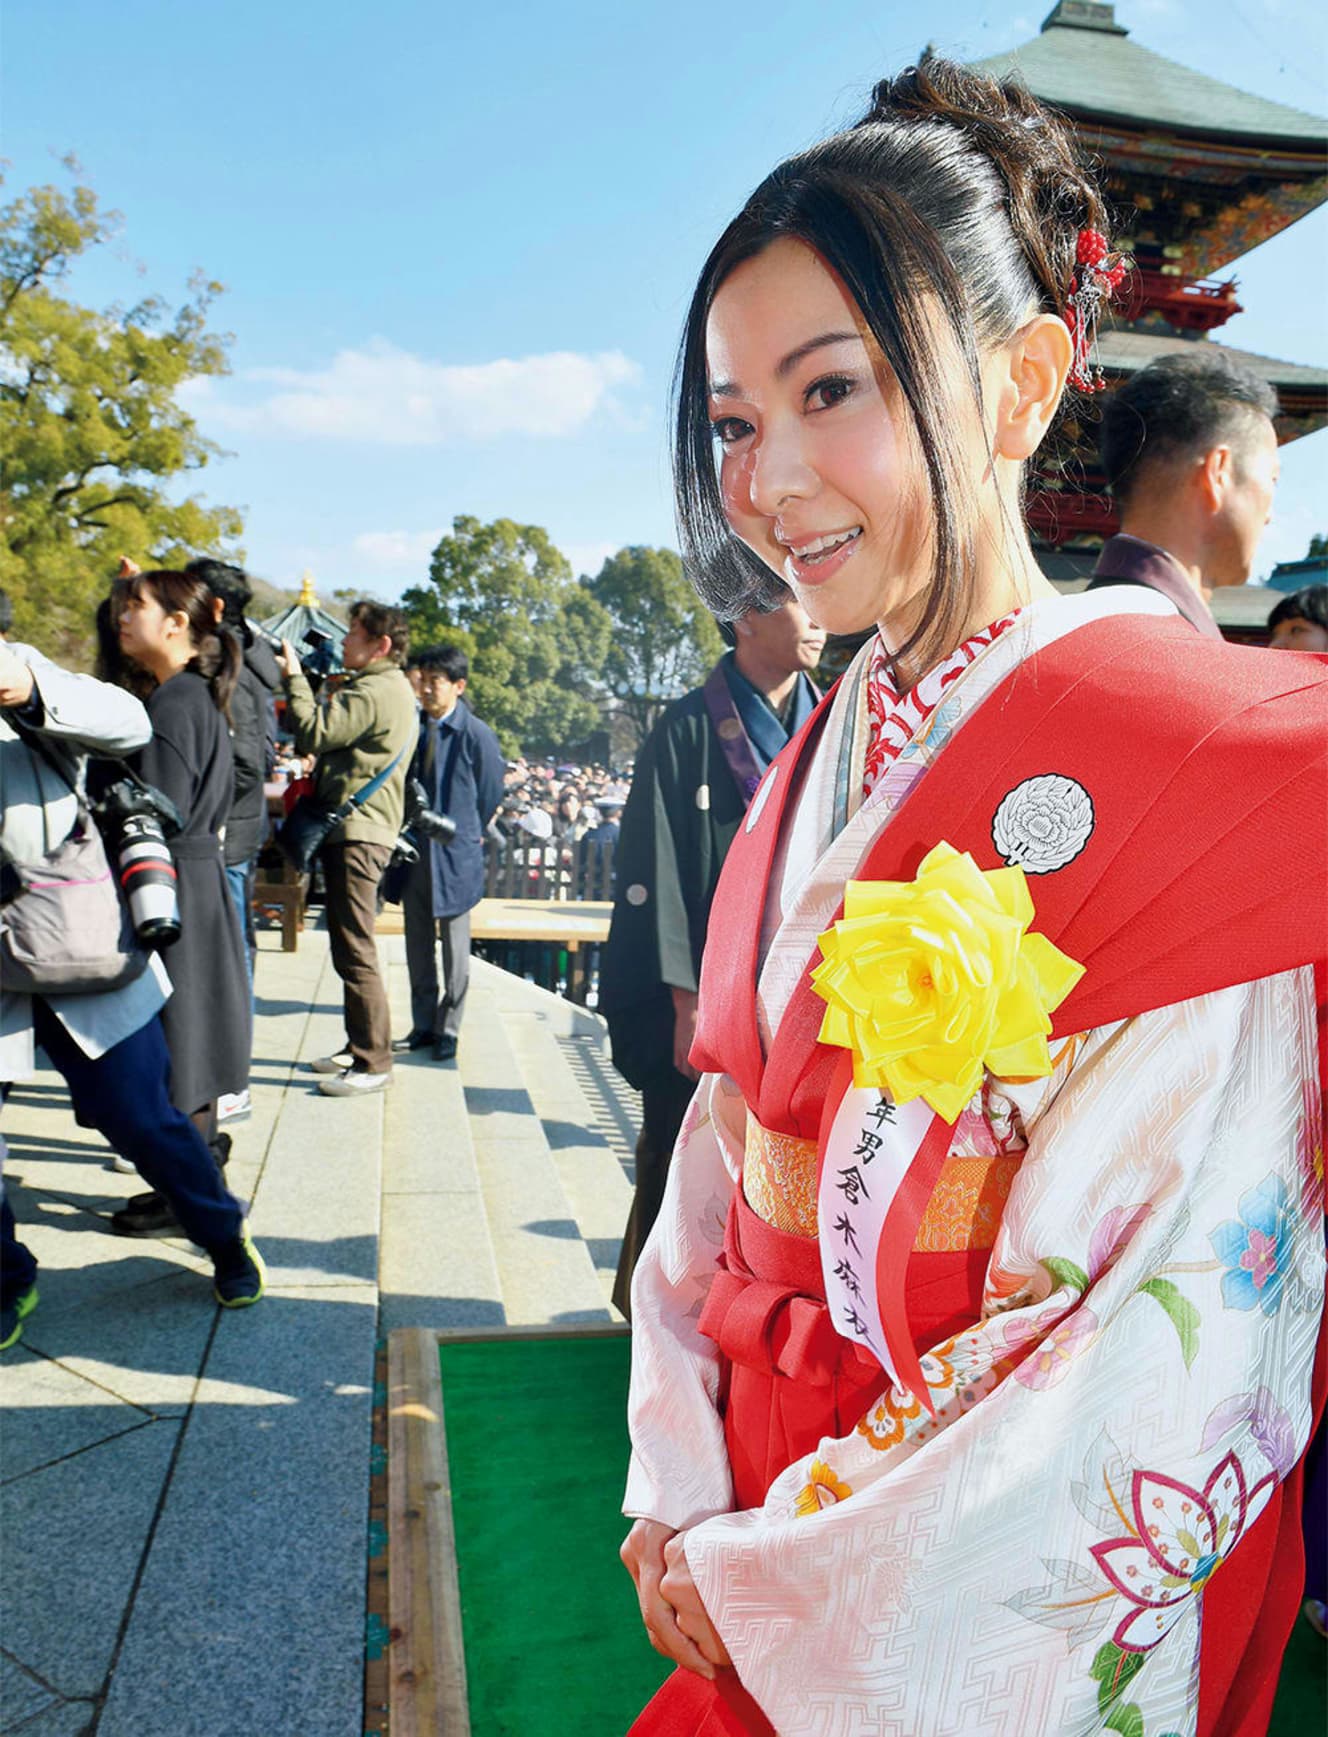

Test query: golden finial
[297,568,318,608]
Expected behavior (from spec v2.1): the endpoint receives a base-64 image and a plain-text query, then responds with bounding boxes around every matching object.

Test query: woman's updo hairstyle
[675,52,1110,677]
[122,568,242,717]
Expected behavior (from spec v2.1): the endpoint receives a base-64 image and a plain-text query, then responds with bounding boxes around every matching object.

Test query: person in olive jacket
[277,601,416,1095]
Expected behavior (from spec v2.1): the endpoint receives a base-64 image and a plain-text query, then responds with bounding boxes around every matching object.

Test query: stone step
[456,969,613,1325]
[380,946,506,1332]
[502,1001,634,1306]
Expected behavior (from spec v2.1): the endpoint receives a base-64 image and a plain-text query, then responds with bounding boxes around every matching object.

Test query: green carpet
[437,1334,1325,1735]
[438,1335,669,1736]
[1269,1607,1326,1735]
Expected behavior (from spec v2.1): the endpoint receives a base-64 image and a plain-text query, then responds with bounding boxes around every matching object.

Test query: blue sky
[3,0,1325,596]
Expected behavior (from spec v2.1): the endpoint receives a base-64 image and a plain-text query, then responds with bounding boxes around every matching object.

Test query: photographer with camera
[277,601,416,1095]
[392,644,504,1064]
[106,570,256,1237]
[1,591,263,1348]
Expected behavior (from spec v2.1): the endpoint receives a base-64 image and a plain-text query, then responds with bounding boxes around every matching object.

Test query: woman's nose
[746,423,818,517]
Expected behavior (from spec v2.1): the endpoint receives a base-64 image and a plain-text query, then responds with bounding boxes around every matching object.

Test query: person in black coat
[109,569,252,1234]
[184,559,281,997]
[393,644,505,1063]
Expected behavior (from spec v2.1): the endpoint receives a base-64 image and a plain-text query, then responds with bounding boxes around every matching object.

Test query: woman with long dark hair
[620,57,1326,1737]
[110,569,252,1229]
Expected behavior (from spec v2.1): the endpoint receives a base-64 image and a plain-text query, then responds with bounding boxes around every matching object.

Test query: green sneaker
[211,1229,266,1309]
[1,1282,38,1351]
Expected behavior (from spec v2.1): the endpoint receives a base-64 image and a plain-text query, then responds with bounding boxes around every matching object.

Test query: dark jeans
[611,1067,698,1320]
[30,1000,243,1253]
[322,840,393,1073]
[1,1185,38,1308]
[224,858,257,993]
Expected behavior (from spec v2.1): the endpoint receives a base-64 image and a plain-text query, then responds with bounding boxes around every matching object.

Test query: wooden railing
[482,836,616,902]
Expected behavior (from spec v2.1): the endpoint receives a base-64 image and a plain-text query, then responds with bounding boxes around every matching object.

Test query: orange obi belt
[741,1108,1021,1253]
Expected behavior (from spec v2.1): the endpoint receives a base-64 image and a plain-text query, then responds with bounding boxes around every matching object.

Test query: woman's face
[706,238,937,641]
[118,588,180,665]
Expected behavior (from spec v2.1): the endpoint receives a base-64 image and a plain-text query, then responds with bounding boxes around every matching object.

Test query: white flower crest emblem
[992,774,1095,874]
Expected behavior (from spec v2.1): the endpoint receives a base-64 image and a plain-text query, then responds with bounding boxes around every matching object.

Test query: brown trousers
[322,841,393,1073]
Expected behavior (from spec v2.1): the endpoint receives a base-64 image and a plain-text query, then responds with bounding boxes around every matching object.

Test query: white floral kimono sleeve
[623,1072,744,1530]
[676,967,1324,1737]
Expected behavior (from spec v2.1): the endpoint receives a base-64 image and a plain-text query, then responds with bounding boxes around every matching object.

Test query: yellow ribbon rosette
[810,841,1084,1123]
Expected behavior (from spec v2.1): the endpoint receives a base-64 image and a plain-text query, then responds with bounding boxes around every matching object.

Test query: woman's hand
[662,1531,732,1669]
[621,1519,726,1679]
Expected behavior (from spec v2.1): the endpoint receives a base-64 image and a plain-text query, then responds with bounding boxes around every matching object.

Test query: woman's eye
[710,415,753,446]
[806,374,854,411]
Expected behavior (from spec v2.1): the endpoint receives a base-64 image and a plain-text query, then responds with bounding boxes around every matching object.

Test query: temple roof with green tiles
[974,2,1327,147]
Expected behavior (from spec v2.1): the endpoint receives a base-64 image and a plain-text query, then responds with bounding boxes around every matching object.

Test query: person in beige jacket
[278,601,416,1093]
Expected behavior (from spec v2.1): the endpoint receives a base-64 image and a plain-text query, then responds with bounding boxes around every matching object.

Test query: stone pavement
[0,928,639,1737]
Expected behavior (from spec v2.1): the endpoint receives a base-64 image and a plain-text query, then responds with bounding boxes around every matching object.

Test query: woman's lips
[782,528,863,588]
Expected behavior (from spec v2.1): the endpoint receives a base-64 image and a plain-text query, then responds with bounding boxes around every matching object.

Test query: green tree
[1307,532,1327,559]
[588,545,724,748]
[400,515,612,755]
[0,164,242,659]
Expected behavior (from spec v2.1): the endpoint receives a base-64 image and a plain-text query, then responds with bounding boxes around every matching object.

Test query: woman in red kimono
[620,54,1327,1737]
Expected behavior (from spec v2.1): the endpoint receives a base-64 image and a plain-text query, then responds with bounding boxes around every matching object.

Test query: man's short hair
[1099,351,1279,507]
[185,557,252,629]
[414,643,469,683]
[349,600,409,665]
[1268,585,1328,634]
[0,586,12,636]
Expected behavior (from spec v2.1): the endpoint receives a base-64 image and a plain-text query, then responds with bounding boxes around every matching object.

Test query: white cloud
[563,540,620,578]
[351,528,444,568]
[183,339,643,446]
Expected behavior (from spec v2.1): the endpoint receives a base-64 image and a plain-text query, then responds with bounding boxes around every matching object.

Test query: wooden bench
[252,860,308,952]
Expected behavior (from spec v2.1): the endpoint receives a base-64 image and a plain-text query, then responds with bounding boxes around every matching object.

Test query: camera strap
[331,745,408,822]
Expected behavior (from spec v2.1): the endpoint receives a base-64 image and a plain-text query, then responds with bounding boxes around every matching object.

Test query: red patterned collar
[863,613,1022,797]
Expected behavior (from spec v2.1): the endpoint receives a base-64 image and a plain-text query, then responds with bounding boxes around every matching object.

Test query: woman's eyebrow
[708,330,863,400]
[775,331,861,379]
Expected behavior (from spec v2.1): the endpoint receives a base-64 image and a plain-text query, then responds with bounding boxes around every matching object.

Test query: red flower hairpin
[1065,229,1128,393]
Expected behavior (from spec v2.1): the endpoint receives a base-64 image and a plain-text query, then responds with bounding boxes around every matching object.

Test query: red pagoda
[972,2,1327,599]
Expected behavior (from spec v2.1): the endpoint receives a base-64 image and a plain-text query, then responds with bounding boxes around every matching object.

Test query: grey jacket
[1,643,168,1080]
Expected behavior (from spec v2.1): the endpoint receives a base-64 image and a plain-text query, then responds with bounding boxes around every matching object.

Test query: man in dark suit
[393,645,505,1063]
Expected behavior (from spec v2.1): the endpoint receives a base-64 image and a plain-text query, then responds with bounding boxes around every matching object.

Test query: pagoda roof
[973,3,1327,149]
[1096,329,1328,391]
[259,571,348,668]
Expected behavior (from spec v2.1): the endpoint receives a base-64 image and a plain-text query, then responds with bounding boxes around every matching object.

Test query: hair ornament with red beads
[1065,228,1129,393]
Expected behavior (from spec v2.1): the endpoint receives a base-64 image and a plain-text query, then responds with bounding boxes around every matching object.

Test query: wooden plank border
[387,1329,471,1736]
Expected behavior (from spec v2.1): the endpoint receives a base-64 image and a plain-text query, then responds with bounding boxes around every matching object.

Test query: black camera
[94,778,185,949]
[302,626,339,679]
[404,777,456,846]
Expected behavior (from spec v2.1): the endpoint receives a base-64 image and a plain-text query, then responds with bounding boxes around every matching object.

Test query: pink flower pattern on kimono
[1005,1306,1099,1389]
[1088,1204,1152,1281]
[1090,1451,1274,1653]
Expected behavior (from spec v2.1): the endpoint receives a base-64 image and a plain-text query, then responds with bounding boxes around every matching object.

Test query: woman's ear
[991,315,1073,463]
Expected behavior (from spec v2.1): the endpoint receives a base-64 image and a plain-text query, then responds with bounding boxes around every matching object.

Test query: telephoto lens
[117,814,181,948]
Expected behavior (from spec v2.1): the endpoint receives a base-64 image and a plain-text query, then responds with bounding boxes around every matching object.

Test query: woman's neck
[140,645,193,687]
[878,529,1055,688]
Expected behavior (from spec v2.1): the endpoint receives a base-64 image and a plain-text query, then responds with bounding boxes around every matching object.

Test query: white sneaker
[217,1090,252,1123]
[317,1068,392,1098]
[309,1051,354,1075]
